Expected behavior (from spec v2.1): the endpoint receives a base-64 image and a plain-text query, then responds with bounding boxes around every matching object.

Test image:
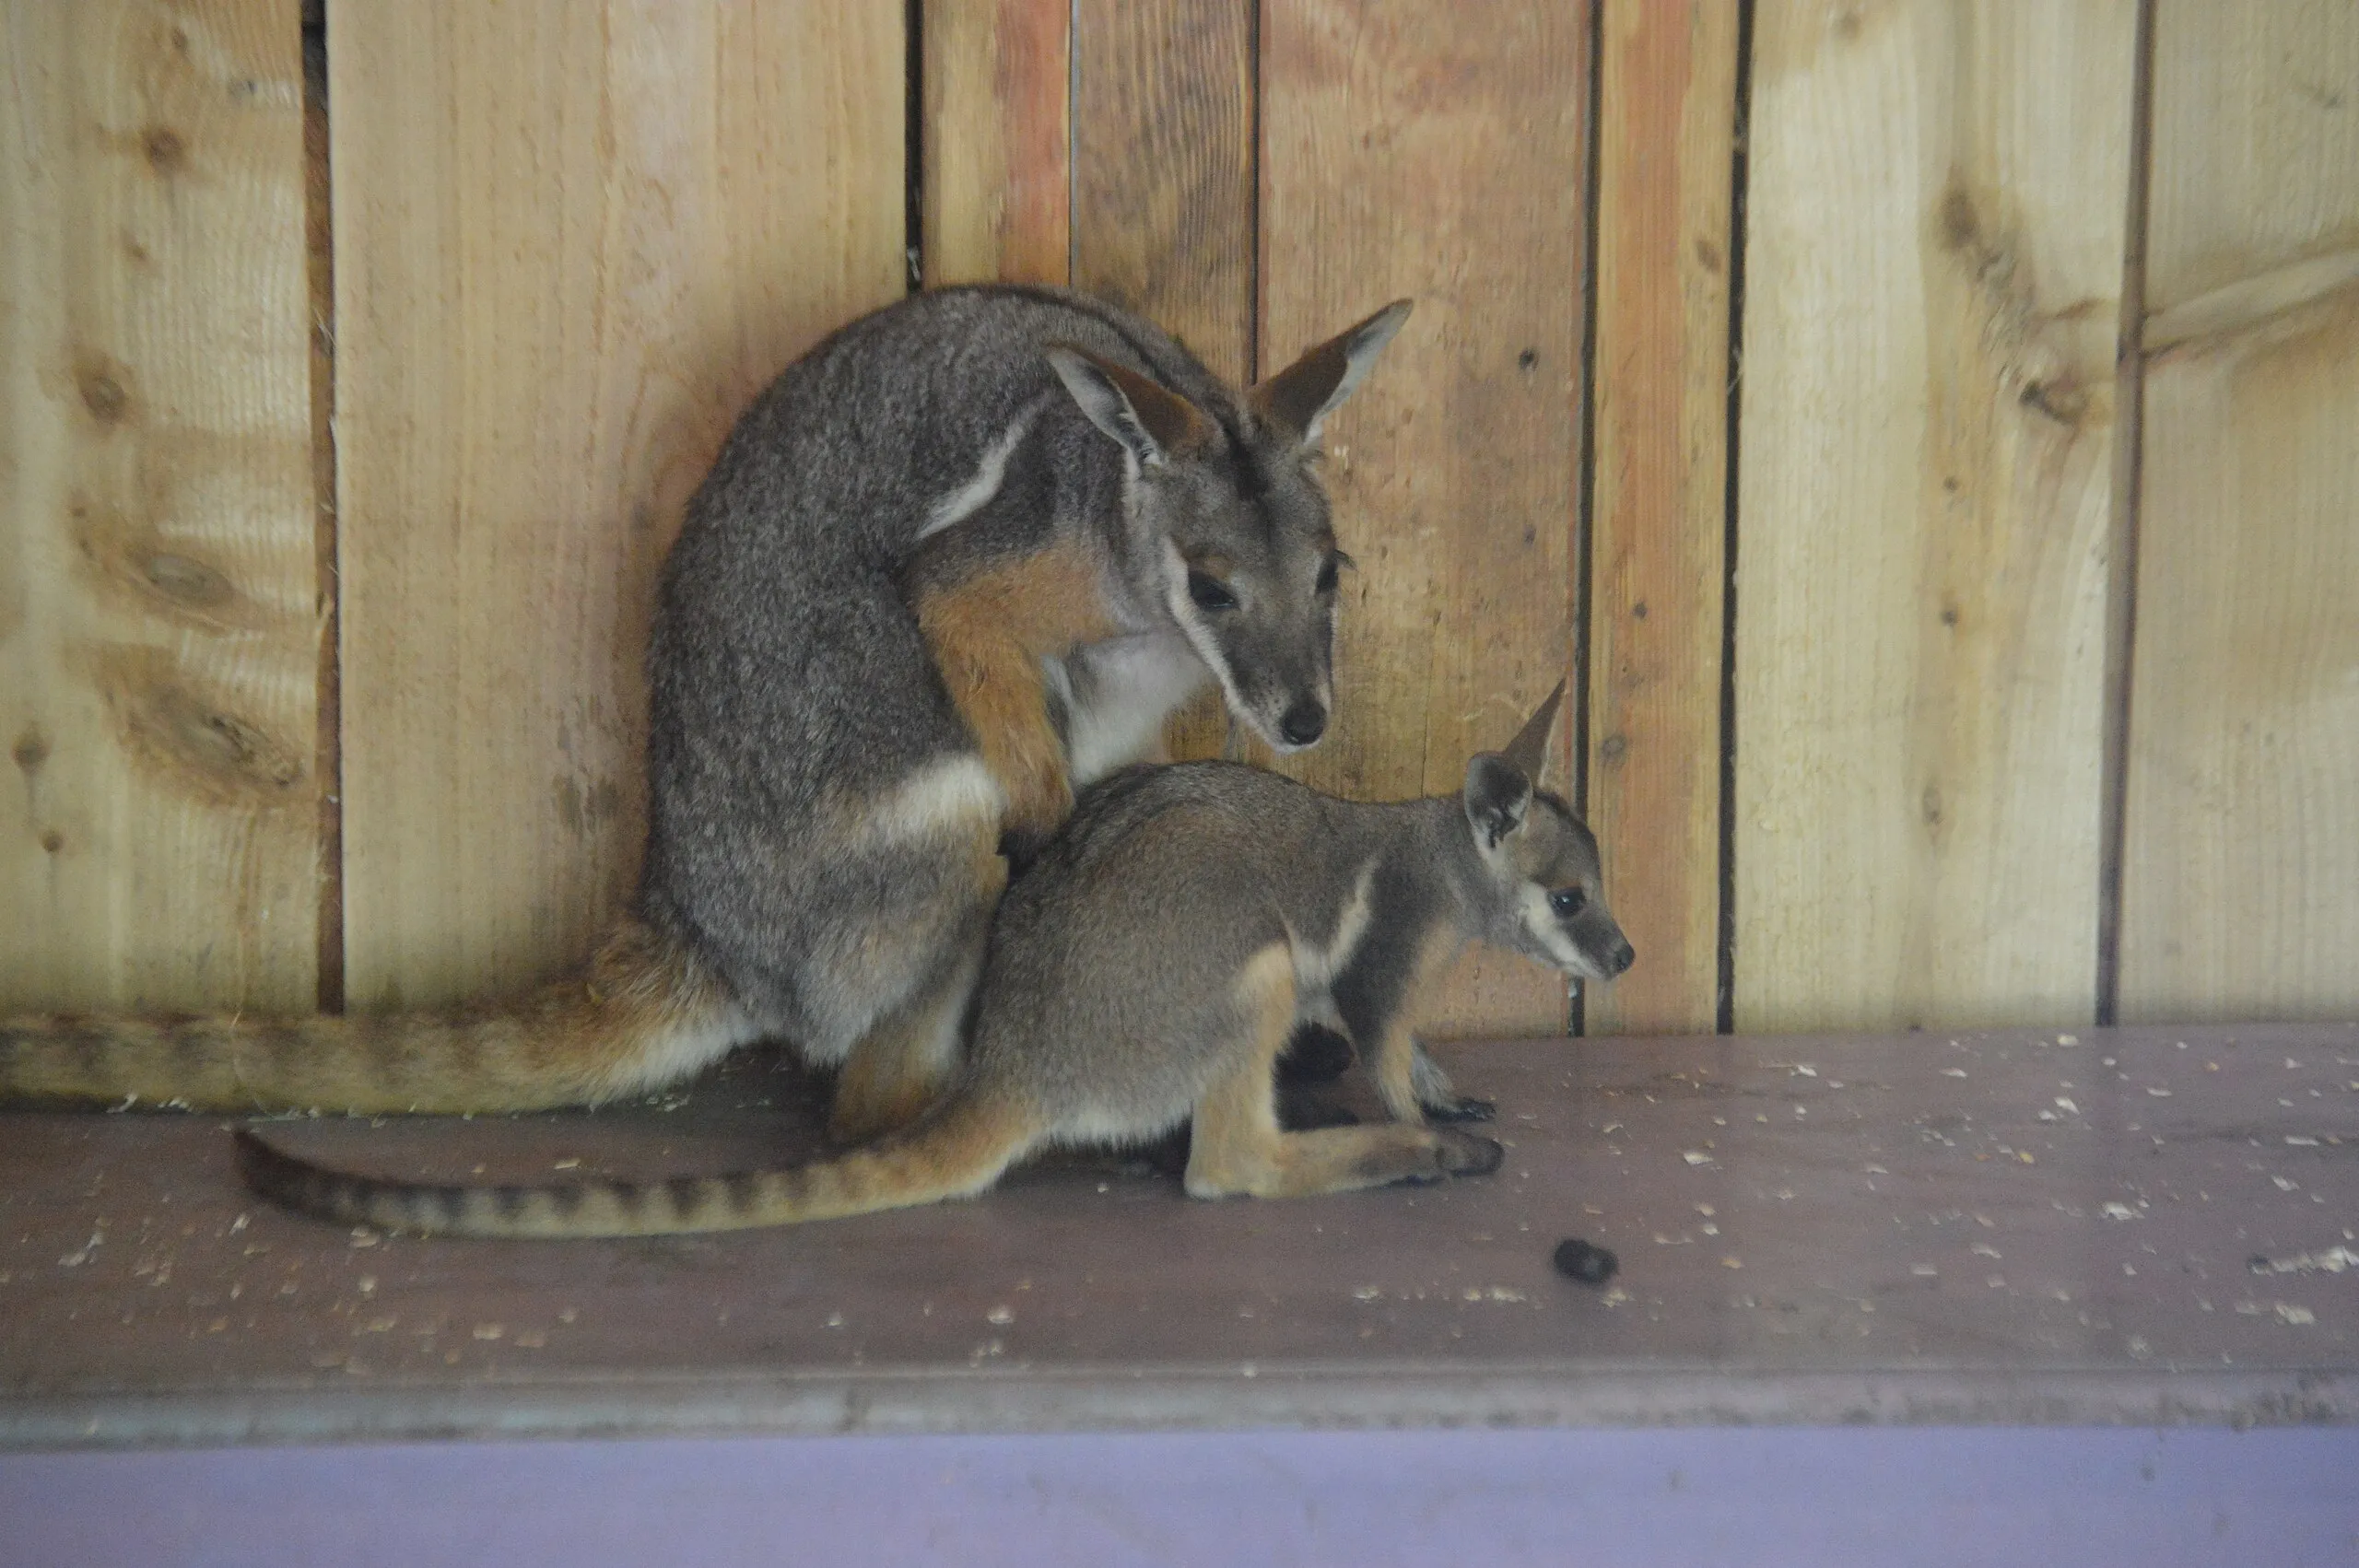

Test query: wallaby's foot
[1436,1128,1506,1176]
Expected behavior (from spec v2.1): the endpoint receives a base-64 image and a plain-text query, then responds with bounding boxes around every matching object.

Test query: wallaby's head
[1459,683,1636,984]
[1045,301,1412,753]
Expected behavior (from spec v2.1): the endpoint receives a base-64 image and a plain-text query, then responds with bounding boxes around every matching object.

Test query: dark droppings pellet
[1553,1237,1619,1286]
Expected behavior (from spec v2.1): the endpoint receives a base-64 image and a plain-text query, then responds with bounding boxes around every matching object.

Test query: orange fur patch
[915,543,1123,838]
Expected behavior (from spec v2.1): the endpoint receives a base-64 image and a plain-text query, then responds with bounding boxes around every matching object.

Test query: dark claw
[1278,1022,1356,1084]
[1424,1094,1496,1124]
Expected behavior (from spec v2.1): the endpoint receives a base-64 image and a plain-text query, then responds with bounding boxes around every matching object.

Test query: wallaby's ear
[1248,298,1413,445]
[1463,753,1534,852]
[1045,345,1213,467]
[1500,679,1566,785]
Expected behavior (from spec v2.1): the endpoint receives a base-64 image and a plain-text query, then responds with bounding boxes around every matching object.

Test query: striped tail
[0,921,748,1115]
[232,1094,1040,1237]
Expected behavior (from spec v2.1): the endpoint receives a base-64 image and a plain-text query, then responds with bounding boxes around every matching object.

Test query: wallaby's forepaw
[1423,1094,1496,1124]
[1435,1129,1506,1177]
[1278,1022,1356,1084]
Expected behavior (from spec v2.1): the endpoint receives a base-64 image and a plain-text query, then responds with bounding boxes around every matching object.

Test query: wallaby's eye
[1548,887,1588,919]
[1187,569,1239,612]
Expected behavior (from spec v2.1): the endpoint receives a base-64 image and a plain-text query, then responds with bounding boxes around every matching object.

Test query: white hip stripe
[864,755,1007,844]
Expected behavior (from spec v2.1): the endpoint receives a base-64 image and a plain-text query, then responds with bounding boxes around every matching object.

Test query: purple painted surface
[4,1426,2355,1568]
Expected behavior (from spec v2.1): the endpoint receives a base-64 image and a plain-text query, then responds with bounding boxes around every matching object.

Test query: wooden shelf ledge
[3,1023,2353,1449]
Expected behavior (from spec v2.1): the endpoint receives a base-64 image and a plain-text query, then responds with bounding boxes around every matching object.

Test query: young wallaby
[235,685,1635,1236]
[3,287,1412,1139]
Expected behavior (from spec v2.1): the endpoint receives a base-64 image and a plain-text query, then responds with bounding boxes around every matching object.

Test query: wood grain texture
[1,0,320,1012]
[1733,1,2135,1033]
[1072,0,1256,380]
[922,0,1070,287]
[2143,0,2359,322]
[331,1,904,1010]
[2118,4,2359,1024]
[1262,0,1590,1038]
[1071,0,1257,765]
[1583,0,1739,1037]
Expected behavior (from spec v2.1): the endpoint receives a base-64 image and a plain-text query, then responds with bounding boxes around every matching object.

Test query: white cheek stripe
[1161,538,1281,749]
[1518,882,1604,979]
[916,398,1046,542]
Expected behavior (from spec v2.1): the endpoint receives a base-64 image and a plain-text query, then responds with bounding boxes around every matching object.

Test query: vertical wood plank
[1,0,320,1012]
[1584,0,1739,1037]
[1733,2,2134,1033]
[922,0,1070,287]
[1071,0,1256,381]
[2118,3,2359,1023]
[1262,0,1590,1038]
[333,1,904,1009]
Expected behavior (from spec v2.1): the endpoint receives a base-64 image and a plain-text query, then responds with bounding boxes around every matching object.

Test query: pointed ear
[1463,753,1533,852]
[1045,345,1213,468]
[1248,298,1413,445]
[1499,679,1566,784]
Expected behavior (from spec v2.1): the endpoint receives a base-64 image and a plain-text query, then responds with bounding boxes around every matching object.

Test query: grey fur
[979,750,1637,1154]
[233,708,1637,1236]
[642,285,1409,1072]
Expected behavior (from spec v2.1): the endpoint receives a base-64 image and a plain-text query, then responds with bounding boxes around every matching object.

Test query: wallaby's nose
[1279,698,1327,747]
[1607,938,1637,977]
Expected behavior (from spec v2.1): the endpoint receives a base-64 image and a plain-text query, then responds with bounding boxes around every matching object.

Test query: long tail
[0,921,748,1115]
[233,1093,1041,1237]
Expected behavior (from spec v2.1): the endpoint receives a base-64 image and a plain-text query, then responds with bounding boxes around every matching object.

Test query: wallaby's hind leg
[1185,946,1503,1200]
[829,841,1005,1144]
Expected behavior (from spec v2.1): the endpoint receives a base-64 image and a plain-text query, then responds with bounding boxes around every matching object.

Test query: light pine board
[1,0,320,1013]
[2118,3,2359,1023]
[921,0,1070,288]
[1734,1,2135,1033]
[2142,0,2359,327]
[1262,0,1590,1039]
[1584,0,1740,1037]
[331,0,905,1010]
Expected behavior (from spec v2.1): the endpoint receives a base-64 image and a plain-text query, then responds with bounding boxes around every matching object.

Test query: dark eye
[1548,887,1588,918]
[1187,569,1238,612]
[1315,556,1342,595]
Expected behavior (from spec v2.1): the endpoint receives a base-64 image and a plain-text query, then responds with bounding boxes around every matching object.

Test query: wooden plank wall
[2118,1,2359,1023]
[1585,0,1739,1036]
[329,0,905,1009]
[6,1,2357,1041]
[2,0,320,1014]
[1735,0,2134,1033]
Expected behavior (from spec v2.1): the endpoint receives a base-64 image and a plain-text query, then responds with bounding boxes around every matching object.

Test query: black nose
[1607,939,1636,977]
[1279,698,1327,747]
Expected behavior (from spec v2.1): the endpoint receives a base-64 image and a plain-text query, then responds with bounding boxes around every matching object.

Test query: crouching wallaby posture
[235,685,1634,1236]
[2,287,1412,1139]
